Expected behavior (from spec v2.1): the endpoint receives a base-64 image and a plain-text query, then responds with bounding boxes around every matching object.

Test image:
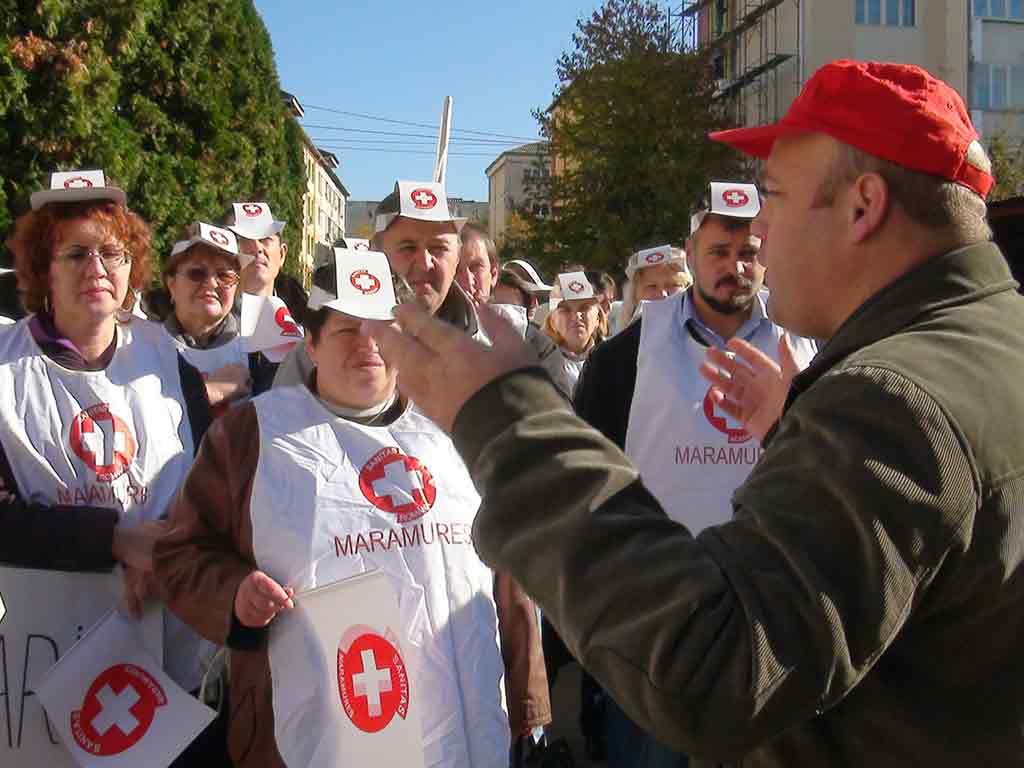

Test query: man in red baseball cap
[361,59,1024,766]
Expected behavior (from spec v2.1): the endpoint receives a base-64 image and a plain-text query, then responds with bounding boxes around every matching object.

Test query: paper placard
[240,293,303,363]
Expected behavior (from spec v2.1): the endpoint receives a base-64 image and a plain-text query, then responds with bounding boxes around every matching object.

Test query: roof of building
[485,141,548,178]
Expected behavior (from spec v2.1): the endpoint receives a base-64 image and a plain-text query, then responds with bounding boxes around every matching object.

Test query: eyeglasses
[178,265,240,287]
[56,246,132,271]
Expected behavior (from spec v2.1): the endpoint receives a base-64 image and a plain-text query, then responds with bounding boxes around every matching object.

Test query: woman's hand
[234,570,295,628]
[121,566,156,619]
[204,363,252,407]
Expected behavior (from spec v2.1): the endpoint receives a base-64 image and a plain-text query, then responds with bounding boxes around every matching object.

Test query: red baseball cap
[709,59,994,199]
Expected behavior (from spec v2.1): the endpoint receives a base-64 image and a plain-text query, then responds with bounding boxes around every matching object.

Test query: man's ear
[280,240,288,260]
[848,173,889,245]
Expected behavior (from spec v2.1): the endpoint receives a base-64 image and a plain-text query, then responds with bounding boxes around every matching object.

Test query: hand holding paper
[234,570,295,628]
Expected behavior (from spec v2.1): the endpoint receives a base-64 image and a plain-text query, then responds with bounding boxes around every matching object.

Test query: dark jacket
[573,318,641,449]
[455,241,1024,766]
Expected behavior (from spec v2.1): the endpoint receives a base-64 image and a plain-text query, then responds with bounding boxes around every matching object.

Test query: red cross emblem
[242,203,263,217]
[702,387,751,444]
[410,188,437,210]
[69,405,137,483]
[358,448,436,523]
[208,229,229,246]
[63,176,95,190]
[274,306,302,338]
[645,252,665,264]
[722,189,749,208]
[350,269,381,296]
[71,664,167,756]
[337,631,410,734]
[567,280,585,294]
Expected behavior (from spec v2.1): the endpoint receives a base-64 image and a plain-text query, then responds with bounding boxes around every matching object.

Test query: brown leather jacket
[155,401,550,768]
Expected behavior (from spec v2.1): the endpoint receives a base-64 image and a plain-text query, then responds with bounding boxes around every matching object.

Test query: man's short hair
[460,222,498,270]
[690,214,752,253]
[813,142,992,243]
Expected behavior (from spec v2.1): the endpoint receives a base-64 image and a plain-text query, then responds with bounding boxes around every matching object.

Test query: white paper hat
[30,170,128,211]
[505,259,553,292]
[308,248,398,321]
[690,182,760,235]
[169,222,240,262]
[227,202,287,240]
[240,293,303,363]
[549,271,595,311]
[625,244,688,280]
[374,181,467,234]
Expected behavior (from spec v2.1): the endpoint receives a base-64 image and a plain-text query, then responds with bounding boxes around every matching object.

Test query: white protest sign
[240,293,303,363]
[0,569,161,767]
[269,571,424,768]
[36,610,212,768]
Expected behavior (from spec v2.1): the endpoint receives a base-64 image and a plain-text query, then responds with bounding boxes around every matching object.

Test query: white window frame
[856,0,915,25]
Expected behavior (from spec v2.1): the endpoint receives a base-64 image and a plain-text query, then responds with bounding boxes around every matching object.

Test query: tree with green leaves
[1,0,305,277]
[987,133,1024,202]
[506,0,742,278]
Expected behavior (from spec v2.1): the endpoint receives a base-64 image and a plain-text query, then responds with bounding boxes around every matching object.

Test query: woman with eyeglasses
[0,171,226,766]
[161,223,252,410]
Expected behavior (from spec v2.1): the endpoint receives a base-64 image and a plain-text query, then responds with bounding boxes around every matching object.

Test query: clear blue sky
[252,1,602,202]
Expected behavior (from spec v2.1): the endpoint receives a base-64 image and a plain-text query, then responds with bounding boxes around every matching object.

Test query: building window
[975,0,1024,16]
[857,0,913,24]
[992,65,1008,108]
[973,62,1024,109]
[974,63,991,109]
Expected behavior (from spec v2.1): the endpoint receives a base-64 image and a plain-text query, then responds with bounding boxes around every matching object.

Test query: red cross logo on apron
[359,448,436,523]
[69,404,137,483]
[337,631,410,733]
[702,387,752,444]
[71,664,167,756]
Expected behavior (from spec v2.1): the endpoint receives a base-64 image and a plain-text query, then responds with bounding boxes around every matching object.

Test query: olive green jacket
[457,241,1024,766]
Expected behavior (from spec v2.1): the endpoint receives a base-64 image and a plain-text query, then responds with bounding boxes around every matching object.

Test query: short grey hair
[813,142,992,244]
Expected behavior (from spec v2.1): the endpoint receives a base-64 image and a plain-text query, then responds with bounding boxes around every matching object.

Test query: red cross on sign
[64,176,95,189]
[274,307,303,338]
[410,188,438,210]
[71,664,167,756]
[702,387,751,444]
[69,404,137,483]
[337,632,410,734]
[722,189,750,207]
[358,447,436,523]
[242,203,263,217]
[645,252,665,264]
[568,280,585,294]
[350,269,381,296]
[208,230,229,246]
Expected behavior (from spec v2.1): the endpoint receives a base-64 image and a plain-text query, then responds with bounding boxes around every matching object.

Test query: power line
[301,122,525,144]
[300,102,540,142]
[308,135,517,148]
[310,144,498,157]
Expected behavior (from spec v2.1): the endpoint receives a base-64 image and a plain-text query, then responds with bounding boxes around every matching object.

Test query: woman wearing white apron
[543,271,609,398]
[155,253,527,768]
[0,170,226,767]
[160,222,252,413]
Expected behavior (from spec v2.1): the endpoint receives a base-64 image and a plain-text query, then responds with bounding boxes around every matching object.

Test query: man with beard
[569,183,815,767]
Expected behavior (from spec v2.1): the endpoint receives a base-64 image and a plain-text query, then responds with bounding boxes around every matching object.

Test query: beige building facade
[485,142,549,244]
[690,0,1021,145]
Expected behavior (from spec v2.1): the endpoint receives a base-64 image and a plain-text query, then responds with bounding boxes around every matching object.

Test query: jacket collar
[788,241,1017,402]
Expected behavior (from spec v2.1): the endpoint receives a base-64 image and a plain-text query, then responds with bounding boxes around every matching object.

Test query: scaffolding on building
[669,0,801,128]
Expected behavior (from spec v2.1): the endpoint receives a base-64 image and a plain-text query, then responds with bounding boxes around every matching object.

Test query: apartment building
[485,142,550,244]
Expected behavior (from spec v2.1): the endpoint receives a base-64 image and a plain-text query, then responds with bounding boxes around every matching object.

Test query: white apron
[160,325,248,377]
[0,317,206,707]
[251,386,508,768]
[624,293,812,532]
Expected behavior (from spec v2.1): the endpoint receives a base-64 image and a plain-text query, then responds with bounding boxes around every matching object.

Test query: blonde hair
[621,260,691,328]
[543,299,608,351]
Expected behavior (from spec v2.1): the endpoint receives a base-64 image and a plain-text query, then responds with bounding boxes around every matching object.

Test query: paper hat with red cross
[690,182,760,235]
[30,169,128,211]
[625,244,687,280]
[549,271,595,311]
[374,181,467,234]
[227,201,287,241]
[169,222,240,262]
[308,247,398,321]
[240,293,303,363]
